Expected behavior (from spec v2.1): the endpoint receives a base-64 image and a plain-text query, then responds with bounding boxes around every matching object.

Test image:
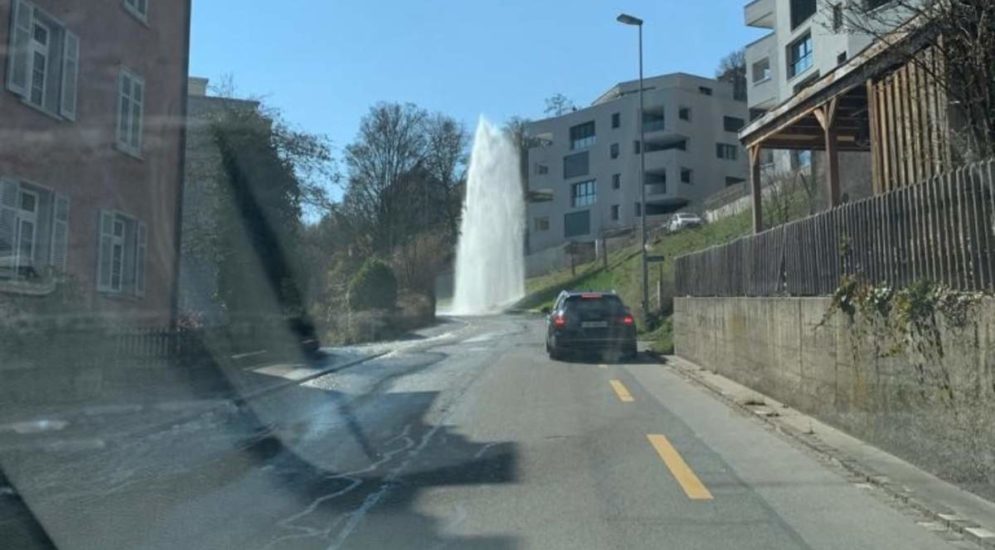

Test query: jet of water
[450,117,525,315]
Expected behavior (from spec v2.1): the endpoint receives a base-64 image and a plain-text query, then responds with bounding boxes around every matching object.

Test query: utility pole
[617,13,649,318]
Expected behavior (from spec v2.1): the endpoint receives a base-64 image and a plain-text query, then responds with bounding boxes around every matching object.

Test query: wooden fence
[675,159,995,297]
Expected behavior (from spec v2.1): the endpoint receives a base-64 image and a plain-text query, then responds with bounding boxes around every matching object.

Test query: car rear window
[564,296,626,318]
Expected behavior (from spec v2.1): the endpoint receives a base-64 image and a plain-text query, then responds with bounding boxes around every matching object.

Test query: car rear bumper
[553,335,636,351]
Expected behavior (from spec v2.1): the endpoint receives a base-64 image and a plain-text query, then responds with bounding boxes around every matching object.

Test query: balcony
[745,0,774,28]
[645,184,667,197]
[643,119,666,133]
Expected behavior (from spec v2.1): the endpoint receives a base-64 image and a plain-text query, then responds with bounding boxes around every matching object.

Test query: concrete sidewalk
[665,354,995,550]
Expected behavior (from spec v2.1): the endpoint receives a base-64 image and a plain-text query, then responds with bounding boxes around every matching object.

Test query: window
[726,177,746,186]
[97,210,147,296]
[564,210,590,238]
[610,205,620,221]
[788,34,814,78]
[534,163,549,175]
[681,168,693,184]
[0,178,69,282]
[723,116,745,132]
[716,143,739,160]
[634,202,642,217]
[611,112,620,129]
[864,0,891,11]
[790,0,816,29]
[837,52,848,65]
[794,150,813,168]
[610,143,619,159]
[633,140,641,154]
[752,59,771,83]
[123,0,149,21]
[117,69,145,155]
[5,0,79,120]
[698,86,713,96]
[679,107,691,121]
[534,217,550,232]
[612,174,621,190]
[832,3,844,31]
[571,180,597,207]
[569,121,596,150]
[563,151,589,179]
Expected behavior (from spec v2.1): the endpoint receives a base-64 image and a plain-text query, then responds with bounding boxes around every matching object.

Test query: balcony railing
[643,119,666,133]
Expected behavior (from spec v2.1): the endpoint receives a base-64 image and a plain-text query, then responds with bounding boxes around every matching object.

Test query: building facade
[179,77,260,325]
[0,0,191,324]
[526,73,748,253]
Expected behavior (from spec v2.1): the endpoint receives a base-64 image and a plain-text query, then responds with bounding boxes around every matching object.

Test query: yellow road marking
[646,434,714,501]
[609,379,634,402]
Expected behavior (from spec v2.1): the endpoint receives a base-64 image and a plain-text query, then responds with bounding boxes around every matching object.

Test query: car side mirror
[540,306,551,315]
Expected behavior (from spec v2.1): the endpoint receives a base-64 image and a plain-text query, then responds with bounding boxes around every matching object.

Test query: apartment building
[526,73,748,253]
[744,0,895,175]
[0,0,191,323]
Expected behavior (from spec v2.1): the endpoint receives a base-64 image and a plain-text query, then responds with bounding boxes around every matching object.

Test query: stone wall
[675,296,995,499]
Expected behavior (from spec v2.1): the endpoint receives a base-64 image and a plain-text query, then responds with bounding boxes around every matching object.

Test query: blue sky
[190,1,763,174]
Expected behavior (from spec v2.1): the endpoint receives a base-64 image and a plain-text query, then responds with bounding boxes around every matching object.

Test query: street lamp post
[617,13,649,319]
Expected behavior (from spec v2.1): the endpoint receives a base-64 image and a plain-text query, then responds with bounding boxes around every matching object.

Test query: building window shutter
[6,0,33,97]
[131,78,144,150]
[97,210,113,291]
[136,221,147,297]
[0,180,19,276]
[50,194,69,271]
[60,31,79,120]
[117,72,131,148]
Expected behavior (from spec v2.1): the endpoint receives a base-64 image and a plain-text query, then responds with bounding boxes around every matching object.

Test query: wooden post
[749,144,763,233]
[814,98,841,207]
[867,79,882,195]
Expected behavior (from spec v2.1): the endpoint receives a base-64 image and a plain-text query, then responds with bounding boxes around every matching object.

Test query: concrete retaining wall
[675,296,995,499]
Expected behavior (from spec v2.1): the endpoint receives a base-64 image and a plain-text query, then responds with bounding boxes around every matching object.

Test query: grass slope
[519,208,753,353]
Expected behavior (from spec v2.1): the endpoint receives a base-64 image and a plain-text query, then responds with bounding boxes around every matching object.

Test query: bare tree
[716,49,747,102]
[343,102,429,252]
[764,170,820,226]
[423,114,469,242]
[544,93,576,117]
[829,0,995,160]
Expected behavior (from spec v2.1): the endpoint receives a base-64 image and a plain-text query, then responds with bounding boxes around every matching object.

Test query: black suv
[545,291,637,360]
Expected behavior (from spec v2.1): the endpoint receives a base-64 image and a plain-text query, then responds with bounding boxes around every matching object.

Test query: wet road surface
[0,315,976,549]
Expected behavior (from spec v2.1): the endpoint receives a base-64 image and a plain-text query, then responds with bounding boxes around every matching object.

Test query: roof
[739,14,931,149]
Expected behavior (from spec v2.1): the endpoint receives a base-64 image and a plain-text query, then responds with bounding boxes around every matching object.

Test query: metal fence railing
[675,159,995,297]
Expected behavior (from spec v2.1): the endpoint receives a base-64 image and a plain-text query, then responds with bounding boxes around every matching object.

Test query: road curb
[122,351,390,442]
[652,352,995,550]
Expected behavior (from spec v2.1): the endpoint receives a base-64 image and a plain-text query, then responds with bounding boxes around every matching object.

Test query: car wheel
[624,345,638,361]
[548,337,563,360]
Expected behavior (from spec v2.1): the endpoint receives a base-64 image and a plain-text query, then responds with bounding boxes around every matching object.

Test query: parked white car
[668,212,704,233]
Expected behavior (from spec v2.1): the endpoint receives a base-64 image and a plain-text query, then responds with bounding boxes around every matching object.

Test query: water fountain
[450,117,525,315]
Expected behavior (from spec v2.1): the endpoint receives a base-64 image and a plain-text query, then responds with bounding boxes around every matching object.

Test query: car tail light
[621,315,635,326]
[553,314,567,328]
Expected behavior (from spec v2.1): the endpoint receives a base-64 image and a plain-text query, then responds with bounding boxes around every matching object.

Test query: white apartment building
[525,73,748,253]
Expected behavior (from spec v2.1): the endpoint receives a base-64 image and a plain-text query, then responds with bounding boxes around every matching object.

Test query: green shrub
[347,259,398,311]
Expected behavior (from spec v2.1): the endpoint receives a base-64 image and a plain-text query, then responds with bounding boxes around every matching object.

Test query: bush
[347,259,398,311]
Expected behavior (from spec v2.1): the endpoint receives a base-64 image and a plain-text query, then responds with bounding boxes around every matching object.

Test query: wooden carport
[740,17,945,233]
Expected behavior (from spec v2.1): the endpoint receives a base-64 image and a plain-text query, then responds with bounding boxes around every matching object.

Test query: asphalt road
[0,314,975,549]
